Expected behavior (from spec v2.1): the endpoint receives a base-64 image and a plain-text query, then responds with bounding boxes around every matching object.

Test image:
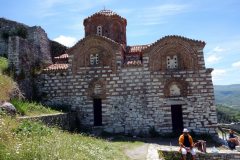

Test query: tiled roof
[142,35,206,52]
[84,10,126,21]
[67,34,122,53]
[122,60,143,68]
[54,53,68,61]
[43,64,68,71]
[125,45,151,53]
[96,10,118,16]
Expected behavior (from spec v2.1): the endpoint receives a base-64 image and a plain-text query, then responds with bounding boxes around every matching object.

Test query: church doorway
[171,105,183,135]
[93,99,102,126]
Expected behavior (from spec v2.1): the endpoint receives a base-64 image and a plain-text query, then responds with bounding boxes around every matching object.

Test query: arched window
[170,84,180,96]
[90,54,99,65]
[97,26,102,36]
[166,55,178,69]
[90,54,94,65]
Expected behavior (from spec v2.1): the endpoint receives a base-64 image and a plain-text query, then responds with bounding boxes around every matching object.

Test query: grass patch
[0,115,135,159]
[10,99,61,116]
[0,56,14,101]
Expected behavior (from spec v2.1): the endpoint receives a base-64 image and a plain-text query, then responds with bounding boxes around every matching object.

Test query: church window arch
[166,55,178,69]
[97,26,102,36]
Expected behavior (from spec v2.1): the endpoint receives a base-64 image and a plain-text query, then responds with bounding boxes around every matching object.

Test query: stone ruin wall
[0,18,29,56]
[42,49,218,136]
[0,18,67,101]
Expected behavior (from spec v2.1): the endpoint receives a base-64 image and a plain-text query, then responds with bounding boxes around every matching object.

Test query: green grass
[0,56,14,101]
[10,99,61,116]
[0,115,143,160]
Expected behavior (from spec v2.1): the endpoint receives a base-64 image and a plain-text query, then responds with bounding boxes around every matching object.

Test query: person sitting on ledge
[226,130,240,150]
[179,128,196,160]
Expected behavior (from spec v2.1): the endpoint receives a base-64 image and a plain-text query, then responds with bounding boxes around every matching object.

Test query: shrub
[12,28,26,39]
[49,103,71,112]
[10,99,60,116]
[101,131,113,137]
[149,126,160,137]
[1,32,9,42]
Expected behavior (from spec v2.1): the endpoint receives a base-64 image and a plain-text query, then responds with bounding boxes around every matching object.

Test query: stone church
[42,10,218,135]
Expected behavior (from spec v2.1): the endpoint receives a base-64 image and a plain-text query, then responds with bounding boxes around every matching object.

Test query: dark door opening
[171,105,183,135]
[94,99,102,126]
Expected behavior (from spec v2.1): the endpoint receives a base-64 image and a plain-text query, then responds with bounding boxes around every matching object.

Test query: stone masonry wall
[26,26,52,64]
[43,48,218,135]
[219,122,240,133]
[8,36,42,99]
[17,112,78,130]
[0,18,28,56]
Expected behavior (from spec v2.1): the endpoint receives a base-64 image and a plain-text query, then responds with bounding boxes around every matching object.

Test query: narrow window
[166,55,178,69]
[97,26,102,36]
[90,54,94,64]
[96,54,99,64]
[173,55,178,68]
[90,54,99,65]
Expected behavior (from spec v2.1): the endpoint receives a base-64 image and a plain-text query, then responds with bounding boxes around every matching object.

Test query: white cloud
[132,4,189,25]
[232,61,240,67]
[212,69,226,77]
[206,54,222,63]
[207,46,228,54]
[54,35,77,47]
[212,69,226,81]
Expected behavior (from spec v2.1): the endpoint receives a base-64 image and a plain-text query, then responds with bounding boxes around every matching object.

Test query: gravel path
[125,144,149,160]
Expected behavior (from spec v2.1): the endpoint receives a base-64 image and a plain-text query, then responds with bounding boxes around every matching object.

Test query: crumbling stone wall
[0,18,28,56]
[1,18,67,101]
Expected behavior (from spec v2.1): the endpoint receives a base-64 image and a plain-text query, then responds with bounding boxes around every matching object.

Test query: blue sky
[1,0,240,85]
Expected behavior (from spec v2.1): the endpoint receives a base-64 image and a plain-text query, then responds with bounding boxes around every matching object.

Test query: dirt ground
[124,144,149,160]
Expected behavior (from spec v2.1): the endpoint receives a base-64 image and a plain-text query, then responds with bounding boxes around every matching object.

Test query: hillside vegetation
[0,115,143,159]
[216,104,240,123]
[0,56,14,101]
[214,84,240,107]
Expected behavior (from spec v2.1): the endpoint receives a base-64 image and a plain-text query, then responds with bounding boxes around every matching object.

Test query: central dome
[83,9,127,46]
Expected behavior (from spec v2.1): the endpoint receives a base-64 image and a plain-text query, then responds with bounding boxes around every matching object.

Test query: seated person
[179,128,196,160]
[226,130,240,149]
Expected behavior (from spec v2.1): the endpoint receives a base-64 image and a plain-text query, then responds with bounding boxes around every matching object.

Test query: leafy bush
[12,28,26,39]
[0,57,14,101]
[13,119,52,136]
[1,32,9,42]
[49,103,71,112]
[149,126,160,137]
[10,99,60,116]
[101,131,113,137]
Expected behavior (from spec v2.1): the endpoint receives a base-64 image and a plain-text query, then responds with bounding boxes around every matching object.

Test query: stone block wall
[42,54,218,135]
[219,123,240,133]
[0,18,28,56]
[26,26,52,64]
[17,112,78,130]
[8,36,42,99]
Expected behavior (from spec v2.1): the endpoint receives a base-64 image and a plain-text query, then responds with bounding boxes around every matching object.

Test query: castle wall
[0,18,28,56]
[8,36,43,99]
[42,50,218,135]
[26,26,52,64]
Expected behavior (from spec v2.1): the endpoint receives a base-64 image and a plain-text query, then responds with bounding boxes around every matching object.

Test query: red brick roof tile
[84,10,126,21]
[43,64,68,71]
[126,45,151,53]
[54,53,68,62]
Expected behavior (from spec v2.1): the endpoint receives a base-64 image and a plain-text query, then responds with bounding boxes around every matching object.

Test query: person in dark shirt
[179,128,196,160]
[226,130,240,149]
